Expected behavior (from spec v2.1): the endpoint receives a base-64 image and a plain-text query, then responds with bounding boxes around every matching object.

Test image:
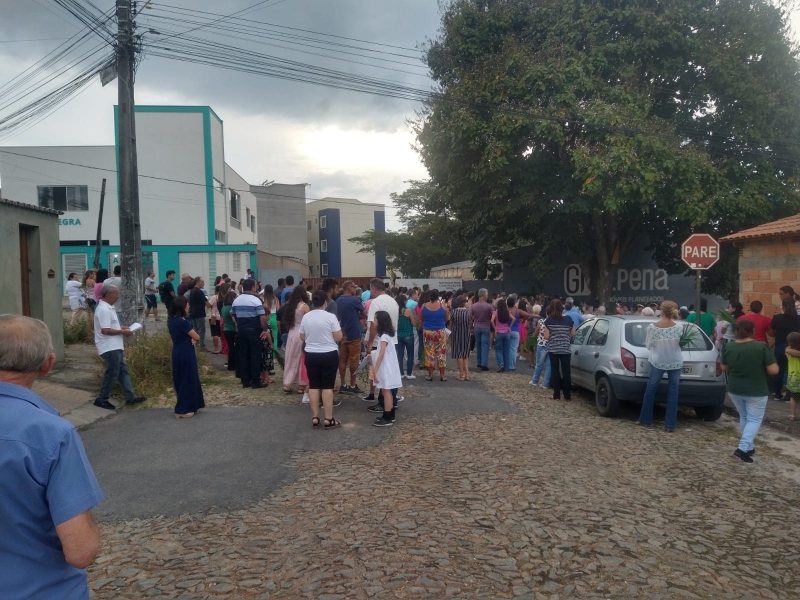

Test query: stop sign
[682,234,720,270]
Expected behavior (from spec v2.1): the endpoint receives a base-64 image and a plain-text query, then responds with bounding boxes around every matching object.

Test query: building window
[308,242,312,253]
[320,239,328,252]
[307,220,312,230]
[38,185,89,211]
[246,207,250,224]
[321,264,328,276]
[213,178,223,193]
[250,214,256,233]
[215,229,227,243]
[232,253,241,271]
[230,190,240,220]
[320,215,327,229]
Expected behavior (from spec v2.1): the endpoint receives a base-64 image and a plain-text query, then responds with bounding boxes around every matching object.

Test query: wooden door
[19,226,31,316]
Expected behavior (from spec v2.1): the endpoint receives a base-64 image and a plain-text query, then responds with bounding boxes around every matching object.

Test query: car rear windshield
[624,322,713,351]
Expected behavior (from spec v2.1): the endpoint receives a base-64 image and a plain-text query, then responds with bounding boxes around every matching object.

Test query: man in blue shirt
[0,315,104,600]
[336,280,366,393]
[564,297,585,327]
[280,275,295,306]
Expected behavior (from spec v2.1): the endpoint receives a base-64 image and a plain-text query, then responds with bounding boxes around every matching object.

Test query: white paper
[128,322,143,332]
[444,328,452,337]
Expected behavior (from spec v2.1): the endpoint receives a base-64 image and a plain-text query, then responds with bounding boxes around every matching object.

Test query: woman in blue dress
[168,296,206,419]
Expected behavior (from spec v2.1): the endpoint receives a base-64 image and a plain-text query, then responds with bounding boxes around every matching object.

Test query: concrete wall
[736,235,800,316]
[0,203,65,360]
[252,183,308,263]
[225,165,258,246]
[257,251,309,276]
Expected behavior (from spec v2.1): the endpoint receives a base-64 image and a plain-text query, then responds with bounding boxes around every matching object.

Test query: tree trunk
[591,213,618,308]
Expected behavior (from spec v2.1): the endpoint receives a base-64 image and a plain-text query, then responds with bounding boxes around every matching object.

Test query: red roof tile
[720,213,800,243]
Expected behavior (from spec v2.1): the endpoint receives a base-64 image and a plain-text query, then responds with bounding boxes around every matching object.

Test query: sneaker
[128,396,147,404]
[332,399,342,407]
[93,400,116,410]
[373,417,393,427]
[367,404,384,413]
[350,385,364,395]
[362,393,375,402]
[734,448,753,463]
[339,386,350,394]
[746,449,756,457]
[401,374,407,379]
[396,396,404,403]
[406,374,416,380]
[480,366,489,372]
[497,366,505,373]
[302,393,310,404]
[154,318,162,322]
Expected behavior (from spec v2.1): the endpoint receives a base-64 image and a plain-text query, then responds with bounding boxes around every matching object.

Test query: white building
[0,106,259,287]
[306,197,387,278]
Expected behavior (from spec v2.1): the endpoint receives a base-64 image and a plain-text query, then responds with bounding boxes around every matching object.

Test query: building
[721,214,800,316]
[0,105,258,289]
[306,197,386,278]
[251,182,309,264]
[0,198,65,360]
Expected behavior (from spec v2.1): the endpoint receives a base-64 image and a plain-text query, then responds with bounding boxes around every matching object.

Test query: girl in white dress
[370,311,403,427]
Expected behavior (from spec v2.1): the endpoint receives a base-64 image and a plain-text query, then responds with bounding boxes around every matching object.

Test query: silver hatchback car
[569,316,727,421]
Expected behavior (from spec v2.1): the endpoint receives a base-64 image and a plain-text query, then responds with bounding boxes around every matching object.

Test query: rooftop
[0,197,62,216]
[720,213,800,243]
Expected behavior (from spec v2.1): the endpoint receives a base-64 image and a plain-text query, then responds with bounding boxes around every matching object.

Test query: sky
[0,0,443,230]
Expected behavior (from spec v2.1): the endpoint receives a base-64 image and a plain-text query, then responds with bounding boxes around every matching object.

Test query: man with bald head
[0,315,104,599]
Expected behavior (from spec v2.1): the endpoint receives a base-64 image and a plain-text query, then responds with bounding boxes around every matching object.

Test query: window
[320,215,327,229]
[230,190,240,220]
[308,243,312,253]
[215,229,227,243]
[320,239,328,252]
[307,220,312,231]
[250,215,256,233]
[571,321,594,345]
[586,319,610,346]
[232,252,242,271]
[213,178,223,193]
[38,186,88,211]
[321,264,328,276]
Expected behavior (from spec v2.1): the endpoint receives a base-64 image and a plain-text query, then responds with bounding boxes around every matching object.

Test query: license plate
[681,366,693,375]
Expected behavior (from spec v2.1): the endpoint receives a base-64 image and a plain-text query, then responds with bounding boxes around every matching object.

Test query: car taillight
[621,348,636,373]
[716,360,722,377]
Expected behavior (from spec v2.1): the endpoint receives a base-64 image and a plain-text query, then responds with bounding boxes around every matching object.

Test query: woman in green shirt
[720,319,779,463]
[221,291,237,373]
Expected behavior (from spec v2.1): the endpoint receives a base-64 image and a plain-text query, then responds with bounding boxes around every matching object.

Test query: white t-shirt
[105,276,122,310]
[367,293,399,345]
[144,277,156,296]
[299,308,341,353]
[371,333,403,390]
[94,300,124,355]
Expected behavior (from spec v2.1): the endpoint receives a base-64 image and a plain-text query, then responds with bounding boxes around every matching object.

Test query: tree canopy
[416,0,800,302]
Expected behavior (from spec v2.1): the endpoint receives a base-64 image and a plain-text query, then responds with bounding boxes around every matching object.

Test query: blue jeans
[728,393,768,452]
[774,344,788,397]
[508,331,520,370]
[495,332,510,369]
[396,335,414,376]
[638,366,681,430]
[475,328,491,368]
[532,345,551,385]
[97,349,137,402]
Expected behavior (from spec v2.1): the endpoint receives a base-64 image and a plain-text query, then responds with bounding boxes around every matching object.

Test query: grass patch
[124,330,214,401]
[774,436,791,442]
[63,317,94,345]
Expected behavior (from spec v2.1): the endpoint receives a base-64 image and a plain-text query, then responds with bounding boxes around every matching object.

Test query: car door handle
[574,350,579,356]
[593,352,599,358]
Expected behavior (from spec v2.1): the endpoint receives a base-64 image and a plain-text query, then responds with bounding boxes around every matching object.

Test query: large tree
[417,0,800,303]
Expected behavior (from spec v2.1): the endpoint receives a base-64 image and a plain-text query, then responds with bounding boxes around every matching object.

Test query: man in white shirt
[363,278,399,404]
[143,271,160,322]
[93,284,145,410]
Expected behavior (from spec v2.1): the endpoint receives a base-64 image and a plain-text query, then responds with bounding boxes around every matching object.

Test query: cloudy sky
[0,0,443,229]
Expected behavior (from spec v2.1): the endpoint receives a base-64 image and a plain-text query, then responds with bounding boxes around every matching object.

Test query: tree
[348,180,463,277]
[417,0,800,303]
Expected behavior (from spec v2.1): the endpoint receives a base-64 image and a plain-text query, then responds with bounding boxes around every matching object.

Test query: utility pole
[116,0,143,326]
[93,178,106,270]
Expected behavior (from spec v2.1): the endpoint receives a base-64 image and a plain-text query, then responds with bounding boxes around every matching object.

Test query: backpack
[158,281,170,301]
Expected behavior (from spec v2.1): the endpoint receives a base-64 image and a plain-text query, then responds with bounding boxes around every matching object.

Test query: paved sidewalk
[725,394,800,437]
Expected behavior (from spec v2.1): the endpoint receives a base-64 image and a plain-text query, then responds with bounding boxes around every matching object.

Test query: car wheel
[595,376,620,418]
[695,404,724,422]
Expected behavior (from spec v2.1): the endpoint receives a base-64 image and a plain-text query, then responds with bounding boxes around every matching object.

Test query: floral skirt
[423,329,447,368]
[261,337,274,373]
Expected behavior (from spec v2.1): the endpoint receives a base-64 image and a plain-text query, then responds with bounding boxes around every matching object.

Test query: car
[569,315,726,421]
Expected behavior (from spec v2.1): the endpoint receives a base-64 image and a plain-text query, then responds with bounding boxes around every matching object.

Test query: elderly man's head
[478,288,488,301]
[369,277,385,294]
[101,283,119,305]
[0,315,56,383]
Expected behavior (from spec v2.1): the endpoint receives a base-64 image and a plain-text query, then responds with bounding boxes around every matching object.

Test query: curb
[64,403,118,430]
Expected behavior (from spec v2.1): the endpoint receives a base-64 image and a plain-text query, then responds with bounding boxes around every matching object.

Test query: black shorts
[209,321,221,337]
[145,295,157,309]
[304,350,340,390]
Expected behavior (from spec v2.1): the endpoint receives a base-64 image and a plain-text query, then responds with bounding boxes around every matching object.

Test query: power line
[0,37,72,43]
[156,0,291,43]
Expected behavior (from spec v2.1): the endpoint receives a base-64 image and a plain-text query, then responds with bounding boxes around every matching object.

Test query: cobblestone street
[80,368,800,600]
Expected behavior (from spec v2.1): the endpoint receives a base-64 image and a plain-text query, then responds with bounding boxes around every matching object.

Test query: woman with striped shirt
[544,299,577,400]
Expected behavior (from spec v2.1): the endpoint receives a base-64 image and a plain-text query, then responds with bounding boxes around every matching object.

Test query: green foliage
[419,0,800,301]
[679,323,703,350]
[716,308,738,328]
[63,317,94,345]
[124,330,212,401]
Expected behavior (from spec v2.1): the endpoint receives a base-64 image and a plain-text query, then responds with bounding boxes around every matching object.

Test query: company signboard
[385,278,463,292]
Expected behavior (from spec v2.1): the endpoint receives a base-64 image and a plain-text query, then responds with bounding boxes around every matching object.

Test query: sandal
[283,387,293,394]
[324,418,341,430]
[456,375,465,381]
[311,416,320,428]
[425,376,433,381]
[440,377,448,382]
[790,415,796,421]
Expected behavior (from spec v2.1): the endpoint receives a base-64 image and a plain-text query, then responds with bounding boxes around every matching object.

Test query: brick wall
[737,235,800,316]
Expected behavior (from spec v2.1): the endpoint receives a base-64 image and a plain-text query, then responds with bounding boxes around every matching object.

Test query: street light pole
[116,0,143,326]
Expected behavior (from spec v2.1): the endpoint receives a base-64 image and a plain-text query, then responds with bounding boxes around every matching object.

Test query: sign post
[681,234,721,316]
